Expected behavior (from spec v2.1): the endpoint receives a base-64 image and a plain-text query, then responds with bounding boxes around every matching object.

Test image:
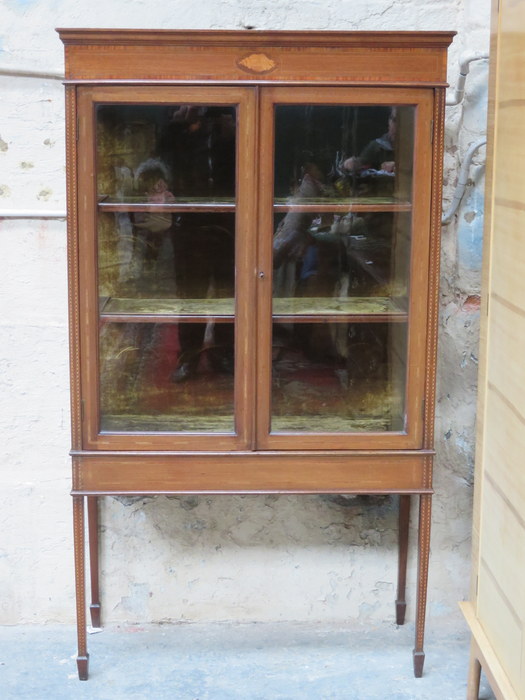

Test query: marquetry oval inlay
[237,52,277,74]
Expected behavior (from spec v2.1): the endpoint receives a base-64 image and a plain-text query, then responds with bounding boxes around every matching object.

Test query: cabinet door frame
[75,85,257,451]
[255,86,434,450]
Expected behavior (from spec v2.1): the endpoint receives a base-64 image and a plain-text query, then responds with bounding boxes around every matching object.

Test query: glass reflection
[271,322,407,433]
[274,105,413,202]
[274,211,410,302]
[95,104,237,432]
[99,322,234,433]
[96,104,236,201]
[271,105,414,433]
[336,108,397,194]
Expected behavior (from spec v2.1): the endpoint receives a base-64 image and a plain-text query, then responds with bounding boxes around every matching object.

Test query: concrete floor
[0,621,496,699]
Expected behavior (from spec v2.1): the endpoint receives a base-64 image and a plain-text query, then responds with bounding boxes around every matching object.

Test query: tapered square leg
[77,655,89,681]
[73,495,89,680]
[87,496,101,628]
[413,493,432,678]
[413,650,425,678]
[396,495,410,625]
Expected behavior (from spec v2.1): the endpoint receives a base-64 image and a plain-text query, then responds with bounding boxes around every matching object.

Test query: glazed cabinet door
[76,87,257,450]
[256,87,434,450]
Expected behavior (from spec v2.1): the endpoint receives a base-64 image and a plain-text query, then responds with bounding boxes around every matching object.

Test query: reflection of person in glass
[159,106,236,383]
[132,159,175,269]
[171,217,235,383]
[272,151,351,363]
[341,107,396,175]
[273,154,326,270]
[273,151,367,300]
[160,105,235,197]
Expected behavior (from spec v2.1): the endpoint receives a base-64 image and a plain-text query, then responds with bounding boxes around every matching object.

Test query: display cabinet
[59,29,454,680]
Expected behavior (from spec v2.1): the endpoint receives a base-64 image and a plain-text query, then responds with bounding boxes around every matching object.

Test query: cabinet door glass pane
[96,104,236,433]
[99,322,234,433]
[271,105,414,433]
[272,321,407,432]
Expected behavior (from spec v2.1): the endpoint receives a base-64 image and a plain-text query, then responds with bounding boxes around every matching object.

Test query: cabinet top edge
[56,28,456,48]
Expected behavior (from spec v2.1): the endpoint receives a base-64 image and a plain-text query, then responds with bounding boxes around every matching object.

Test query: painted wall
[0,0,489,630]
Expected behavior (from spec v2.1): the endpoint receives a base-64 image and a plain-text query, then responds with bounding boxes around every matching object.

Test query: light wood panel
[486,300,525,420]
[478,479,525,622]
[484,388,525,519]
[465,1,525,698]
[490,207,525,309]
[477,561,523,693]
[461,603,520,700]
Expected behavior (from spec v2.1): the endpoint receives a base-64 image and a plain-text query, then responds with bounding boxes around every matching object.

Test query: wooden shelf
[97,196,410,215]
[100,296,408,324]
[271,414,403,434]
[273,296,407,322]
[101,414,235,433]
[273,197,412,213]
[102,414,403,434]
[98,196,236,213]
[100,296,235,322]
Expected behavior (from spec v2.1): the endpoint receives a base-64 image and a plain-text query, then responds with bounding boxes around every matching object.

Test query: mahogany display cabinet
[58,29,454,680]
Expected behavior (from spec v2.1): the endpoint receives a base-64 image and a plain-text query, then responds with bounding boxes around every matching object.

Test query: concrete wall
[0,0,490,629]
